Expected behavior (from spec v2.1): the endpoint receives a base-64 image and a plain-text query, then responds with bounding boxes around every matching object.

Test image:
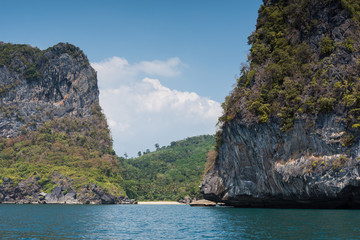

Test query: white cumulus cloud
[134,58,183,77]
[92,57,222,157]
[91,56,184,89]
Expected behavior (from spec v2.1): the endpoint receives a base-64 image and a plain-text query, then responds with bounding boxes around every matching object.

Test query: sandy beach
[137,201,184,205]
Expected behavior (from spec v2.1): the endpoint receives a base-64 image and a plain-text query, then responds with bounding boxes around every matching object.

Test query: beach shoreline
[137,201,184,205]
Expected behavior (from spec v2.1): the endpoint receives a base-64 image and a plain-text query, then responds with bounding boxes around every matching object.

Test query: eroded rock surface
[201,115,360,208]
[0,42,98,138]
[201,0,360,208]
[0,173,137,205]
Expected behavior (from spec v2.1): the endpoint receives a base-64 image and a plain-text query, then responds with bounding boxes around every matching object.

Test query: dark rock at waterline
[45,186,65,203]
[0,174,137,205]
[0,174,41,204]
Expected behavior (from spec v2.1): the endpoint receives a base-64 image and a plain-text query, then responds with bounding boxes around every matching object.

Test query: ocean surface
[0,204,359,239]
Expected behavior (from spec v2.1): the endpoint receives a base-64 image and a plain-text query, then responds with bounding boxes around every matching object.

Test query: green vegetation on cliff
[220,0,360,140]
[119,135,215,201]
[0,42,88,84]
[0,103,124,195]
[341,0,360,20]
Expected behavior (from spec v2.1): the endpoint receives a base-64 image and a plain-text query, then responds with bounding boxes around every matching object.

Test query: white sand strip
[137,201,185,205]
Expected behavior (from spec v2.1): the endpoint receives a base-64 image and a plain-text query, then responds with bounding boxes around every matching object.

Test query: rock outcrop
[0,42,98,138]
[0,173,137,204]
[178,196,192,204]
[201,1,360,208]
[0,42,133,204]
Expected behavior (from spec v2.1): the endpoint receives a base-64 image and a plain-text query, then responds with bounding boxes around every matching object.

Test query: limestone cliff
[201,0,360,208]
[0,42,134,204]
[0,42,98,138]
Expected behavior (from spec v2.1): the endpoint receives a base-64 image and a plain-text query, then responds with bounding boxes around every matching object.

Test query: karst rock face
[0,42,136,204]
[201,0,360,208]
[0,42,98,138]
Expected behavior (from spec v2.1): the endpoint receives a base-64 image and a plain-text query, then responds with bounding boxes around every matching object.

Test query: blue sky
[2,0,263,156]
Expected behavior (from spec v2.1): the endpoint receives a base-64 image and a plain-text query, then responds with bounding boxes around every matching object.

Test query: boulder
[184,196,192,204]
[64,189,79,204]
[45,186,65,203]
[100,193,115,204]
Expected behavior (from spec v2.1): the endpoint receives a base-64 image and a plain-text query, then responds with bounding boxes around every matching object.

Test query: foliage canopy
[219,0,360,138]
[119,135,215,201]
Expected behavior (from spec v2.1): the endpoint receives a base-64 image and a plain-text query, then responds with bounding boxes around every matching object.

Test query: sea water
[0,204,359,239]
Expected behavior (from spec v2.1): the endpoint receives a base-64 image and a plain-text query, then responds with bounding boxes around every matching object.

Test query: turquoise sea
[0,204,359,239]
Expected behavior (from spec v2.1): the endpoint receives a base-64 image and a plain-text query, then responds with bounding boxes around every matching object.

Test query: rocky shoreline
[0,173,137,205]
